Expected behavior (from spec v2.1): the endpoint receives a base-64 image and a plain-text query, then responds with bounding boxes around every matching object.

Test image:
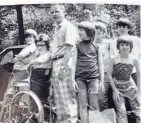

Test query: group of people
[9,4,141,123]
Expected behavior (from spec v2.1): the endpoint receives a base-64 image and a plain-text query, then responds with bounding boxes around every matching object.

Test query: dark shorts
[76,78,100,94]
[30,68,52,101]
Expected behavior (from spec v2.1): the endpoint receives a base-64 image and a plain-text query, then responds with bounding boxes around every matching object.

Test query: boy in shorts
[75,21,104,123]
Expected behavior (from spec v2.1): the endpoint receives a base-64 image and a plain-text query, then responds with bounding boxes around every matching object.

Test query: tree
[0,3,140,50]
[15,5,24,45]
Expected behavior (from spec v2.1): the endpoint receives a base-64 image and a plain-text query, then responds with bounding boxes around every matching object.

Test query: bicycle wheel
[8,91,44,123]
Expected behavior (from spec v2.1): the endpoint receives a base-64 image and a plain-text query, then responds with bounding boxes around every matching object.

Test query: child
[12,29,38,81]
[93,22,112,111]
[110,18,141,84]
[107,35,141,123]
[7,29,38,94]
[75,21,104,123]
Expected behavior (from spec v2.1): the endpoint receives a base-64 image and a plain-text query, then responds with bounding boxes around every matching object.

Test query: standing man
[50,5,78,123]
[110,18,141,84]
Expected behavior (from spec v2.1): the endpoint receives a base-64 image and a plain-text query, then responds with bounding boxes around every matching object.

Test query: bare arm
[98,46,104,82]
[71,46,77,79]
[58,22,77,83]
[107,59,117,91]
[109,40,118,59]
[13,48,31,63]
[61,44,73,67]
[134,59,141,92]
[13,44,36,63]
[62,24,77,67]
[30,53,51,65]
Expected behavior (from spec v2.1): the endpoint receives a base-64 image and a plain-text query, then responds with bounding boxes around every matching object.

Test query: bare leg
[78,90,88,123]
[89,93,99,111]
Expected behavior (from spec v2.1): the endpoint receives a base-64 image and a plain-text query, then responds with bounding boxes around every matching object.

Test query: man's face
[117,24,129,36]
[50,6,64,24]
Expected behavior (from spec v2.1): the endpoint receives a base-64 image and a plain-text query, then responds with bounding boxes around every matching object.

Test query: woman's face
[36,42,47,54]
[25,36,35,45]
[119,43,130,54]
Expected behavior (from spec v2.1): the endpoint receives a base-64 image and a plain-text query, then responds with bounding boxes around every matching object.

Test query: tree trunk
[15,5,24,45]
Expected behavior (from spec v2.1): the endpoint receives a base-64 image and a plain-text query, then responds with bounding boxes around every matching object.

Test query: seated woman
[28,33,52,102]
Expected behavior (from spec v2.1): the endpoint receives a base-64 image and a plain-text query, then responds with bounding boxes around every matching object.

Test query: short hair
[116,18,131,29]
[117,35,133,53]
[94,22,107,35]
[35,33,50,50]
[77,21,95,40]
[83,9,92,15]
[24,29,37,40]
[50,4,65,13]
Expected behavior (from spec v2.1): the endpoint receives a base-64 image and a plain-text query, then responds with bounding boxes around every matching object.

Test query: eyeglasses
[37,44,46,47]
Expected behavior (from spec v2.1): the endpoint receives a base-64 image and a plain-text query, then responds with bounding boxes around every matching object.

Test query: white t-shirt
[13,43,37,70]
[96,39,111,72]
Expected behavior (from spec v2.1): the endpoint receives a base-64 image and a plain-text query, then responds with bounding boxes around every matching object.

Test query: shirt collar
[55,18,67,28]
[59,19,66,26]
[54,19,67,31]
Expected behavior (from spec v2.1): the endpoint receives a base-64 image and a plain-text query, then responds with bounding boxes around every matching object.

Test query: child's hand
[113,89,122,101]
[99,80,105,92]
[72,79,78,92]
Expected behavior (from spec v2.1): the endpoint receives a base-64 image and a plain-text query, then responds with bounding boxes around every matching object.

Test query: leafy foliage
[0,4,140,51]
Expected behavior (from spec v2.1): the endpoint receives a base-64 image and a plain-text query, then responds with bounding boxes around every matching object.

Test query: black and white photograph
[0,0,140,123]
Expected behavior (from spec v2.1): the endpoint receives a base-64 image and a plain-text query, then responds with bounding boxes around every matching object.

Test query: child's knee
[81,104,87,109]
[79,102,87,109]
[90,104,99,110]
[89,95,99,110]
[78,96,88,109]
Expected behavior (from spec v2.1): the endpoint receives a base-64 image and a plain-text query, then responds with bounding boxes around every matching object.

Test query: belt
[53,55,64,61]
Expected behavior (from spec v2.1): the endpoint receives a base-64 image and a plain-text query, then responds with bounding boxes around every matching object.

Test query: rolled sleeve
[65,25,77,46]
